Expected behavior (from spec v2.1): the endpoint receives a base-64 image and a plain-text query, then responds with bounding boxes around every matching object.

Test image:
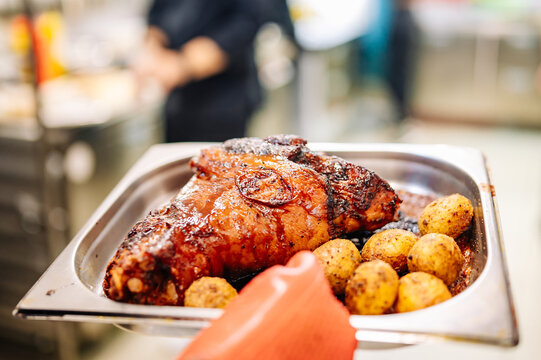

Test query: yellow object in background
[9,15,31,56]
[34,11,66,83]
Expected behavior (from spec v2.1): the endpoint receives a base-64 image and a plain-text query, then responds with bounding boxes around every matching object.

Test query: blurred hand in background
[133,27,228,92]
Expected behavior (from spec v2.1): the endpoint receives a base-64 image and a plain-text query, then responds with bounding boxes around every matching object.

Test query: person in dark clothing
[357,0,417,121]
[386,0,417,120]
[135,0,292,142]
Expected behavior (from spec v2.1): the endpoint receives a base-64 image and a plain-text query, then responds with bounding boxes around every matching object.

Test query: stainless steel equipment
[13,142,519,348]
[0,2,162,359]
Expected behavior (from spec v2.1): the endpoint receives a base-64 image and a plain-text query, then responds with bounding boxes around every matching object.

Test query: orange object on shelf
[33,11,65,84]
[9,12,65,84]
[178,251,357,360]
[9,15,31,56]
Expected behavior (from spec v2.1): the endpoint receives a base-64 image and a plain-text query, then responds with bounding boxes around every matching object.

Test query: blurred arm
[138,0,261,90]
[180,0,262,81]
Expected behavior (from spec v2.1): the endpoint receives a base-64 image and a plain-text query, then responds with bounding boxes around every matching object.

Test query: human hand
[147,47,193,91]
[182,36,228,80]
[132,28,193,92]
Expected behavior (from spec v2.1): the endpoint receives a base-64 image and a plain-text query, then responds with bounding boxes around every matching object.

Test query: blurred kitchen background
[1,0,540,359]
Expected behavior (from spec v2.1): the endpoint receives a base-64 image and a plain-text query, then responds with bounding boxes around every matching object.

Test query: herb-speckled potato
[418,193,473,238]
[395,272,452,313]
[345,260,399,315]
[184,277,238,308]
[361,229,418,273]
[407,233,464,285]
[313,239,362,295]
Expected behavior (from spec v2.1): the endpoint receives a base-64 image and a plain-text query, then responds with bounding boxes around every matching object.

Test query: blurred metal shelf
[0,105,163,360]
[0,2,163,358]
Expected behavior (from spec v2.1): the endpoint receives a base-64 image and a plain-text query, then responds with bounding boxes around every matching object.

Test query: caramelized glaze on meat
[103,135,401,305]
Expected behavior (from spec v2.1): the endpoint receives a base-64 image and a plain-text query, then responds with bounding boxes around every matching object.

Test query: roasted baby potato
[345,260,399,315]
[418,193,473,238]
[395,272,452,313]
[407,233,464,285]
[313,239,362,295]
[184,277,238,308]
[361,229,418,273]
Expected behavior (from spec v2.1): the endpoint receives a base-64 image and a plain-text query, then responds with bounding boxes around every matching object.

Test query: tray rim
[13,142,519,347]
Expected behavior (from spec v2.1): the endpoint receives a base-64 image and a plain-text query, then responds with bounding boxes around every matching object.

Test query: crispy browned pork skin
[103,135,401,305]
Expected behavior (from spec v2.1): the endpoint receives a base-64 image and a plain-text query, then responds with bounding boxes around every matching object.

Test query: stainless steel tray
[14,142,519,347]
